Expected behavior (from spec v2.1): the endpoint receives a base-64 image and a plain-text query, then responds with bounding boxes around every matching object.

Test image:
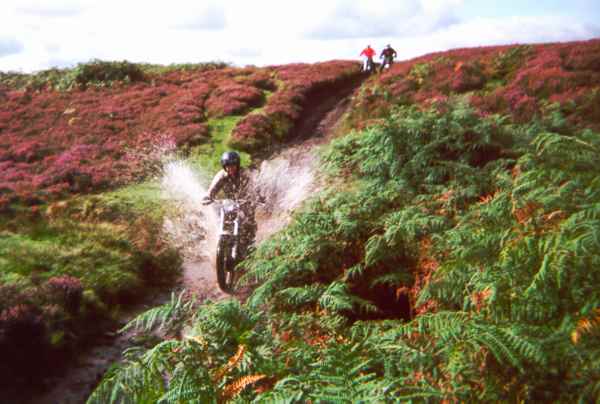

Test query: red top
[360,47,376,58]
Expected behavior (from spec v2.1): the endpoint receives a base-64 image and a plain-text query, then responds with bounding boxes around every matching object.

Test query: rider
[379,44,397,72]
[360,45,376,72]
[202,151,258,256]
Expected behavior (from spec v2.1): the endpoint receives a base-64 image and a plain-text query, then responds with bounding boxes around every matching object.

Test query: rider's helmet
[221,151,241,169]
[386,44,391,48]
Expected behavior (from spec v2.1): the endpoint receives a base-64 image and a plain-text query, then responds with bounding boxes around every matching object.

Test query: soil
[18,73,364,404]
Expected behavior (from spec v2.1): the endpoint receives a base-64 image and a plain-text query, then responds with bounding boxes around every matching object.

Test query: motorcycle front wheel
[216,236,236,293]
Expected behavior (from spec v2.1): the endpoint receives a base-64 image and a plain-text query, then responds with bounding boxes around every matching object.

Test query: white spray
[160,160,218,262]
[159,145,321,292]
[252,147,321,242]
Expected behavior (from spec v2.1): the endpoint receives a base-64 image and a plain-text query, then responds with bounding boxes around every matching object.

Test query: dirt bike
[364,57,376,74]
[204,198,249,293]
[380,55,395,72]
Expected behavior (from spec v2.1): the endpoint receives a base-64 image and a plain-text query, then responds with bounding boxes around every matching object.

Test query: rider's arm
[207,170,227,200]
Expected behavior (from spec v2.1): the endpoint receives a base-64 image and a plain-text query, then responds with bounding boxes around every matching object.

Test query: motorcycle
[204,198,249,293]
[364,57,376,74]
[380,55,394,72]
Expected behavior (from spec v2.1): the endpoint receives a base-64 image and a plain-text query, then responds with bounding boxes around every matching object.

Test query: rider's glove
[201,196,213,205]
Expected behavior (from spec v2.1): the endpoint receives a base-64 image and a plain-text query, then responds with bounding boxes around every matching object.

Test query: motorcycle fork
[219,206,240,261]
[232,216,239,260]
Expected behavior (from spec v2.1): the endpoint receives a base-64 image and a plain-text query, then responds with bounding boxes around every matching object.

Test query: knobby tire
[216,237,236,293]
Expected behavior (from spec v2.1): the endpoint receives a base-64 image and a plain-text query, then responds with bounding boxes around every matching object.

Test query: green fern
[119,290,196,336]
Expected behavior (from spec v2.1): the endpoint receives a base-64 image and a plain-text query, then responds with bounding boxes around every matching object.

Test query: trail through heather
[30,74,360,404]
[176,85,354,300]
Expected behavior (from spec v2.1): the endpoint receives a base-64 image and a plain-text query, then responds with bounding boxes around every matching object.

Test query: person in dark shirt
[380,44,397,72]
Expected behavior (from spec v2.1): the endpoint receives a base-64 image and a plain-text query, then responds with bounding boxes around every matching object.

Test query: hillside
[0,59,362,398]
[2,38,600,402]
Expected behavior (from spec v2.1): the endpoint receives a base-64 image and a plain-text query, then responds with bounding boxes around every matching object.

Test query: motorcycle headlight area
[222,200,238,214]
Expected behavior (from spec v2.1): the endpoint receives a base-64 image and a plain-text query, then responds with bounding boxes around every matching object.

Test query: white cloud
[0,37,24,57]
[303,0,463,39]
[171,4,226,30]
[14,0,86,17]
[228,47,263,59]
[400,15,600,60]
[0,0,598,72]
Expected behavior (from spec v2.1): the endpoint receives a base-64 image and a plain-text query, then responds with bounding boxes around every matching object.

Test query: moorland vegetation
[0,58,361,387]
[1,38,599,402]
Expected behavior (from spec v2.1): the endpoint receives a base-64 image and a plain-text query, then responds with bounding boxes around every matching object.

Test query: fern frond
[221,374,266,401]
[213,344,246,382]
[370,271,412,288]
[395,386,445,402]
[119,290,196,335]
[276,284,327,308]
[571,308,600,344]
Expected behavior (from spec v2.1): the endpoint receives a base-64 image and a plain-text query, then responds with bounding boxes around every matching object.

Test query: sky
[1,0,599,73]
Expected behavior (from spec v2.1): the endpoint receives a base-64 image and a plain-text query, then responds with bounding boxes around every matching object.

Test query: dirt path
[183,74,360,299]
[27,73,363,404]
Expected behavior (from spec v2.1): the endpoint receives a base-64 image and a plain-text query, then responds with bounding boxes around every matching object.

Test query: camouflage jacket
[207,169,253,201]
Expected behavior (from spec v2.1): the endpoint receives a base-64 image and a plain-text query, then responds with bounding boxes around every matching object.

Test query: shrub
[205,83,264,117]
[228,113,274,151]
[451,61,486,92]
[45,275,83,314]
[72,60,147,87]
[0,283,21,312]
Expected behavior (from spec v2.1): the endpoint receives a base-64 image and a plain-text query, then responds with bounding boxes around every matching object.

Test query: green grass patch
[88,180,167,221]
[0,181,182,308]
[190,116,251,174]
[1,220,138,294]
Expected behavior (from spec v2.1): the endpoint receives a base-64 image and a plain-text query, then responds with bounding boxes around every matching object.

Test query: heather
[0,59,361,211]
[0,58,364,389]
[229,61,362,151]
[350,38,600,132]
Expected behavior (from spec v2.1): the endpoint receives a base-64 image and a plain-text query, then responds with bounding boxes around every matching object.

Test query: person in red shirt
[360,45,376,73]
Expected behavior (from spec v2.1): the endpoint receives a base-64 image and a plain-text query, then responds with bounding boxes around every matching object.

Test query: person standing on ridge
[380,44,397,72]
[360,45,376,73]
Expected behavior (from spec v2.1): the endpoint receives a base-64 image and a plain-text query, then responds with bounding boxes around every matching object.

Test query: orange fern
[213,344,246,382]
[221,374,266,401]
[571,309,600,344]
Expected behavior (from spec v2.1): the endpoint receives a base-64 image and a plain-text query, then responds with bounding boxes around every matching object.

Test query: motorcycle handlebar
[202,198,256,206]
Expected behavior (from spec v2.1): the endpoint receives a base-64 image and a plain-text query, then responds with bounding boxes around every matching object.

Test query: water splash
[159,148,320,288]
[161,160,206,207]
[160,160,218,262]
[253,147,320,241]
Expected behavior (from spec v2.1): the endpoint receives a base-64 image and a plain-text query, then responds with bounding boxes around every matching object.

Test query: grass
[1,219,137,291]
[89,180,167,221]
[0,178,181,312]
[190,115,251,174]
